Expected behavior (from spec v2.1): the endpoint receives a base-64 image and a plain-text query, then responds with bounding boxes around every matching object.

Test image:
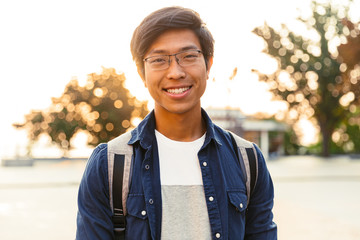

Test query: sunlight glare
[295,118,319,146]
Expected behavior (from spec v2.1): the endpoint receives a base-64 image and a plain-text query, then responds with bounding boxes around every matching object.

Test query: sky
[1,0,357,158]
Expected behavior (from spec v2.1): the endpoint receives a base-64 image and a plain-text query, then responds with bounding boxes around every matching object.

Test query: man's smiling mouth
[165,87,191,94]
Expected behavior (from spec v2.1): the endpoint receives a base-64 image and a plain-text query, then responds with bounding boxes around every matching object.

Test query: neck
[154,107,206,142]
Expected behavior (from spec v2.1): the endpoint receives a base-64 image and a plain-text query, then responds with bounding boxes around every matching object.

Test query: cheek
[143,66,153,88]
[201,79,207,94]
[143,71,153,89]
[144,77,158,98]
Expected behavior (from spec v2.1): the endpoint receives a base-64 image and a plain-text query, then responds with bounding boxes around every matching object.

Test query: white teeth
[166,87,190,94]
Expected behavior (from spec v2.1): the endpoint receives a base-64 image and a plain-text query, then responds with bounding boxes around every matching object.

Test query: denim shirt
[76,109,277,240]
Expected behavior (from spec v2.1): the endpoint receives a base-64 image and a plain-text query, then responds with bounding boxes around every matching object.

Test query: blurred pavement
[0,155,360,239]
[267,155,360,239]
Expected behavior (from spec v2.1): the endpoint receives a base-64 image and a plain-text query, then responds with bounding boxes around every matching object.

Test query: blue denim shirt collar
[128,108,222,148]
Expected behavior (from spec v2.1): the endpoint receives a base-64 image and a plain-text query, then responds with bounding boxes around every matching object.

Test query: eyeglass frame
[143,49,203,70]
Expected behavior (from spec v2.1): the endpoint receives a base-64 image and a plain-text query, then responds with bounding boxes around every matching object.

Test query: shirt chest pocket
[228,191,247,213]
[125,194,151,240]
[227,191,247,237]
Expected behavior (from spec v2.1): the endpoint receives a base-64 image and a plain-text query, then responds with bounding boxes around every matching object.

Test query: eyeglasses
[143,49,203,71]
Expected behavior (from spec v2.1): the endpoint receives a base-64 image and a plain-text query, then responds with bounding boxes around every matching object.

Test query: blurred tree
[283,128,302,155]
[338,19,360,70]
[15,67,148,156]
[252,0,360,156]
[337,19,360,153]
[332,105,360,153]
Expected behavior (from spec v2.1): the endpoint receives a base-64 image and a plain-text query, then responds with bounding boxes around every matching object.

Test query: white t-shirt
[155,130,212,240]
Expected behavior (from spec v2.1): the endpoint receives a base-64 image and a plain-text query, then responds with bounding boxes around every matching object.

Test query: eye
[180,50,201,62]
[149,56,167,64]
[183,53,198,59]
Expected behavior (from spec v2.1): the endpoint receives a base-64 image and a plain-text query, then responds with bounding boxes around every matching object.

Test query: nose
[166,56,186,79]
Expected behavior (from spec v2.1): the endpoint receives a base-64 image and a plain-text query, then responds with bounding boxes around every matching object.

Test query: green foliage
[15,67,148,156]
[332,106,360,153]
[345,123,360,152]
[252,0,360,156]
[283,128,302,155]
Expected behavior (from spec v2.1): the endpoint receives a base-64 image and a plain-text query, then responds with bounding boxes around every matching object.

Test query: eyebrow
[146,45,200,56]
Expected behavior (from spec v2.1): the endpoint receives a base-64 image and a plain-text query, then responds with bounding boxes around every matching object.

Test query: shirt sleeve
[76,143,115,240]
[245,144,277,239]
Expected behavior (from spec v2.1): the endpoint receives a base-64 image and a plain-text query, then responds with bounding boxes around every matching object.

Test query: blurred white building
[206,108,287,159]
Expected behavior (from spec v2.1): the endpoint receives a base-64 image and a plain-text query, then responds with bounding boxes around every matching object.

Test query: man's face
[141,28,212,116]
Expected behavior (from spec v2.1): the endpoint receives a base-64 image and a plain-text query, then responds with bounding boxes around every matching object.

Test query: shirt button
[202,161,207,167]
[240,203,243,209]
[149,199,154,204]
[209,196,214,202]
[216,233,221,238]
[141,210,146,216]
[145,165,150,170]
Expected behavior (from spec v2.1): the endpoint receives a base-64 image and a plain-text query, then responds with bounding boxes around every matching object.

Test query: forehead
[145,29,201,56]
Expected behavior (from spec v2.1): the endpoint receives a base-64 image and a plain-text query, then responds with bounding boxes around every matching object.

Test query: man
[77,6,277,240]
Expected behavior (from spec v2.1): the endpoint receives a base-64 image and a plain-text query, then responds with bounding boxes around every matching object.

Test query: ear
[206,57,213,80]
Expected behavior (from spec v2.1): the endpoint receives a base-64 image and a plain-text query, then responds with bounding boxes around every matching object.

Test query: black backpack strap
[245,147,258,197]
[112,154,126,240]
[107,131,133,239]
